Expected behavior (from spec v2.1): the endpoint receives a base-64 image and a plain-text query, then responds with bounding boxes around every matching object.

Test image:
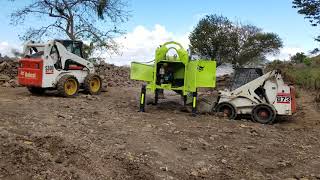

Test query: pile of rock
[216,74,231,90]
[0,57,19,88]
[95,63,142,88]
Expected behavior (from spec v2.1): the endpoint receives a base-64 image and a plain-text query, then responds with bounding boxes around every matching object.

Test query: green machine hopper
[130,41,217,115]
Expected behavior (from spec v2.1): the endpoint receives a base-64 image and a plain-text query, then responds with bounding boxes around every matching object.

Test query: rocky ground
[0,57,320,179]
[0,86,319,180]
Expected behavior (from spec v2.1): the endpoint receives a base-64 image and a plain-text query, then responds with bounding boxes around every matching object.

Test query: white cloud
[105,24,190,66]
[267,47,305,61]
[0,42,19,57]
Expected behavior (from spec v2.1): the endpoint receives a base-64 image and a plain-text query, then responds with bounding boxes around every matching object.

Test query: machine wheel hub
[65,79,78,96]
[252,104,276,124]
[90,77,101,93]
[258,110,269,119]
[215,102,237,120]
[223,108,232,117]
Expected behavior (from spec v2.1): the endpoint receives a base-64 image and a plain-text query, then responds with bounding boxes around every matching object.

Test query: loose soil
[0,87,319,180]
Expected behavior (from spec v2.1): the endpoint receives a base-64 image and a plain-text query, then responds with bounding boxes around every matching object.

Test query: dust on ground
[0,87,320,180]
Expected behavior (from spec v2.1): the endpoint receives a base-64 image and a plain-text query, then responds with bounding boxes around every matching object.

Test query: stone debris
[216,74,231,90]
[0,58,19,87]
[95,62,142,88]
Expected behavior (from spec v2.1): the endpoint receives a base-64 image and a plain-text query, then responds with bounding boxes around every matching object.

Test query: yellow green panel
[130,62,154,82]
[186,61,197,92]
[196,60,216,88]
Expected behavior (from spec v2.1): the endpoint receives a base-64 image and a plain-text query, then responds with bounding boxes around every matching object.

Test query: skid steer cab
[130,41,217,115]
[18,40,102,97]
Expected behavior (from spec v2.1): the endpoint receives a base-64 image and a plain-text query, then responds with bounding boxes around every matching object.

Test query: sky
[0,0,319,65]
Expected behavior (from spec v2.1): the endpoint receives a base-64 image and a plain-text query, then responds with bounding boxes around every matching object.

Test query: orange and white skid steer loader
[18,40,102,97]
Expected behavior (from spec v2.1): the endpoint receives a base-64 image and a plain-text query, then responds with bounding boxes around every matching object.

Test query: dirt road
[0,87,319,180]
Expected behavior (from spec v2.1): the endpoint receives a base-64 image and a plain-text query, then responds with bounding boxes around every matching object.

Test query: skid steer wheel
[27,87,45,95]
[84,74,102,95]
[57,75,79,97]
[252,104,276,124]
[215,102,237,120]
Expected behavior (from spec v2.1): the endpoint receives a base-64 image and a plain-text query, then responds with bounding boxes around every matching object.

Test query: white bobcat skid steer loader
[18,40,102,97]
[215,70,297,124]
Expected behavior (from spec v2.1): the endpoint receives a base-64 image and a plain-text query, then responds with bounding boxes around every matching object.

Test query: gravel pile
[0,57,19,87]
[95,63,142,89]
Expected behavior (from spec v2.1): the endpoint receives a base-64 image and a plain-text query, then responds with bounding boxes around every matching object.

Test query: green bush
[265,60,289,72]
[312,56,320,66]
[266,60,320,90]
[304,57,312,66]
[285,67,320,90]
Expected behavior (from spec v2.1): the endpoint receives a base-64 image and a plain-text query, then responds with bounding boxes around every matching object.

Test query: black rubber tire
[84,74,102,95]
[27,87,45,95]
[57,75,79,97]
[215,102,237,120]
[251,104,277,124]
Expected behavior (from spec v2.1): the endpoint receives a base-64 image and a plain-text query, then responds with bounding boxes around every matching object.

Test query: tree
[293,0,320,41]
[290,52,307,63]
[189,15,235,65]
[189,15,283,66]
[10,0,129,54]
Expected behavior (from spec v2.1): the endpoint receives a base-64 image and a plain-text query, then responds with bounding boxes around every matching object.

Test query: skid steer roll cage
[219,70,285,106]
[23,40,95,74]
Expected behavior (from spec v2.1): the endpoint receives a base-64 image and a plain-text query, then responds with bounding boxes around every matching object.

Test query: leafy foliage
[266,60,320,91]
[312,54,320,65]
[189,15,283,66]
[304,57,312,66]
[290,52,307,63]
[10,0,130,55]
[293,0,320,41]
[287,66,320,89]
